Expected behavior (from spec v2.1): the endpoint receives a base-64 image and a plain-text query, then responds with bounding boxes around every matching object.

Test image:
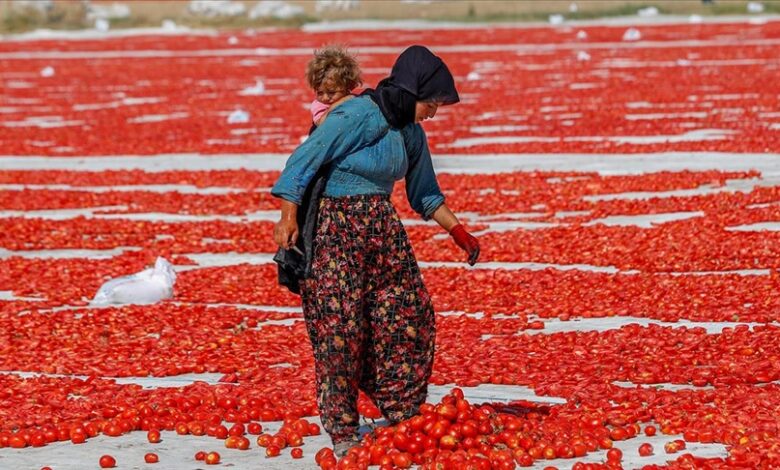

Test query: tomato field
[1,16,780,470]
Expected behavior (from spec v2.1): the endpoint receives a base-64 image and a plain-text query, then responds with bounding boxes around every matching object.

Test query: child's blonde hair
[305,45,362,92]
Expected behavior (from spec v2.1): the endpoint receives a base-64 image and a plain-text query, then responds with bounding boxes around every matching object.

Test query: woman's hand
[274,219,299,249]
[450,224,480,266]
[274,200,300,249]
[430,204,480,266]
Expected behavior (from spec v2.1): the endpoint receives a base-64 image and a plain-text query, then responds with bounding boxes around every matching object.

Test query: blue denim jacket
[271,96,445,219]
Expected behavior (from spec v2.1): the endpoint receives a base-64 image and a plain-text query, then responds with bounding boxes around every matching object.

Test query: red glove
[450,224,480,266]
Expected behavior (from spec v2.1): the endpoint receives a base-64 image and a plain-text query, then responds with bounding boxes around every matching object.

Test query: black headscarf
[362,45,459,129]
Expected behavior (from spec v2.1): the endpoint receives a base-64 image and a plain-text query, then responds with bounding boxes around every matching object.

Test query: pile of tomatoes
[312,388,728,469]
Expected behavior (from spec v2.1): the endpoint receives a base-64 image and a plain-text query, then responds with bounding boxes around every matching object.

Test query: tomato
[287,432,303,447]
[436,404,458,421]
[516,453,534,467]
[205,452,220,465]
[644,425,657,437]
[606,448,622,462]
[407,440,423,455]
[9,435,27,448]
[392,452,412,469]
[144,453,159,463]
[638,443,653,456]
[195,451,206,461]
[103,423,122,437]
[271,434,287,449]
[236,436,250,450]
[664,441,679,454]
[393,431,410,450]
[316,447,335,465]
[429,420,450,440]
[369,444,387,464]
[572,443,587,457]
[29,433,46,447]
[228,423,245,437]
[214,425,228,440]
[147,430,161,443]
[609,427,627,441]
[189,422,205,436]
[225,436,239,449]
[99,455,116,468]
[440,435,458,450]
[247,422,263,435]
[266,445,281,457]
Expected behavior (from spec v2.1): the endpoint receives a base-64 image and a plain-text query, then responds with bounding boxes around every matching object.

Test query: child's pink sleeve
[310,100,330,124]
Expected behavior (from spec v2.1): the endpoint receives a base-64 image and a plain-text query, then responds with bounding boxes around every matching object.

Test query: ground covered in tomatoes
[2,15,780,470]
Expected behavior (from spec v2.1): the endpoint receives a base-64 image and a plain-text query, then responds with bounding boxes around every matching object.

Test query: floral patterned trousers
[301,195,436,444]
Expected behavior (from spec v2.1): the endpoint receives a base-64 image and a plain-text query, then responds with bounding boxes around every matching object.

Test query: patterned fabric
[301,194,436,444]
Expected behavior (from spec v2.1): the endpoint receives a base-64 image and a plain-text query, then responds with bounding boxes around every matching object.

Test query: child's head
[306,45,362,105]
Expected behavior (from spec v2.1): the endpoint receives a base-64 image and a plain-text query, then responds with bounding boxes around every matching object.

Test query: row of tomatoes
[5,250,780,325]
[4,21,779,53]
[0,168,761,218]
[4,195,780,271]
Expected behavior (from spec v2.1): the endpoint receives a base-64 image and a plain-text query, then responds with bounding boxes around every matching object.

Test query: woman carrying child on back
[273,45,480,457]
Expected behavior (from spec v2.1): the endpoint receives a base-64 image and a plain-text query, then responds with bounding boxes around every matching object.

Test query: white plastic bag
[91,257,176,306]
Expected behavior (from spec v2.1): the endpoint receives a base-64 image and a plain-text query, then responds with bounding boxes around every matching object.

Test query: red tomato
[436,404,458,421]
[393,431,410,450]
[247,422,263,435]
[392,452,412,469]
[228,423,245,437]
[257,433,272,447]
[315,447,334,465]
[638,443,653,456]
[9,435,27,448]
[270,435,287,449]
[144,453,159,463]
[214,425,228,440]
[29,433,46,447]
[147,430,161,443]
[225,436,239,449]
[266,445,281,457]
[606,448,623,462]
[195,451,206,461]
[609,427,627,441]
[204,452,220,465]
[99,455,116,468]
[287,432,303,447]
[103,424,122,437]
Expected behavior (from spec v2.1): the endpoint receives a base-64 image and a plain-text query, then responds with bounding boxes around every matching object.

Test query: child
[305,45,363,126]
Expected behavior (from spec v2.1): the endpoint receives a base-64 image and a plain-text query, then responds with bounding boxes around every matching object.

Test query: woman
[271,45,480,455]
